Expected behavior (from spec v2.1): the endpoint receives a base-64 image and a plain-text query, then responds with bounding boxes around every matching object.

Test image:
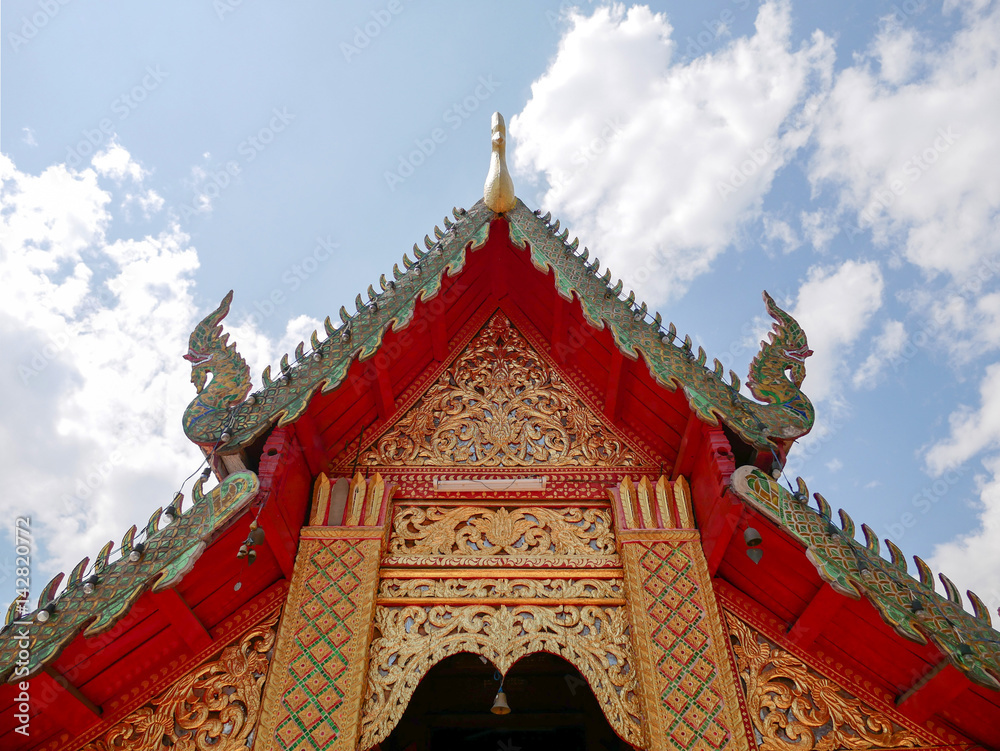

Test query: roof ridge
[0,470,259,683]
[731,465,1000,690]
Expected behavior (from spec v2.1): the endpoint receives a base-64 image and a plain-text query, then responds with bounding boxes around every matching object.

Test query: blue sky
[3,0,1000,619]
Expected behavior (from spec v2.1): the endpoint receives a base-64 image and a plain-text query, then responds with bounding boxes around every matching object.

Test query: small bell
[237,543,248,559]
[746,548,763,564]
[491,689,510,715]
[247,548,257,564]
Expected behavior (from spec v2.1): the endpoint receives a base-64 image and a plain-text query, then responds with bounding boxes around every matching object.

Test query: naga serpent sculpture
[180,203,813,457]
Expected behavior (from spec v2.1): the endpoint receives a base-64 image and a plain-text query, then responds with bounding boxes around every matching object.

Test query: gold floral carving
[385,505,618,563]
[361,313,639,467]
[727,614,921,750]
[378,577,624,599]
[82,613,277,751]
[358,604,643,749]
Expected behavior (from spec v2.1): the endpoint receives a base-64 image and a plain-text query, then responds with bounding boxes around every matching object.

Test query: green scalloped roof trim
[731,465,1000,691]
[0,470,259,683]
[182,198,815,453]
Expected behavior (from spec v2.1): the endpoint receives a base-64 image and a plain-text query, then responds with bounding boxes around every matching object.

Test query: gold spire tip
[483,111,517,213]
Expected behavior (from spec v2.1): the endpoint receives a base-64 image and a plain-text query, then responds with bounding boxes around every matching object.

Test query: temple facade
[1,113,998,750]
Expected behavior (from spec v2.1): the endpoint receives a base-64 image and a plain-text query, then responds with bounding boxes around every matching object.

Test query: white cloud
[852,319,906,389]
[511,1,834,302]
[826,458,843,472]
[762,215,800,254]
[929,453,1000,616]
[791,260,884,403]
[809,1,1000,278]
[0,147,297,589]
[21,127,37,147]
[800,208,838,252]
[926,363,1000,474]
[92,140,148,183]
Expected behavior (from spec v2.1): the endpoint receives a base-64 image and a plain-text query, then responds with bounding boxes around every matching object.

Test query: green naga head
[183,290,251,408]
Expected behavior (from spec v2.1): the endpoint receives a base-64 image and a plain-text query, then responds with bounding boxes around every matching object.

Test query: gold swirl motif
[83,614,277,751]
[727,614,921,750]
[362,313,639,466]
[386,505,618,559]
[358,604,644,749]
[378,577,624,599]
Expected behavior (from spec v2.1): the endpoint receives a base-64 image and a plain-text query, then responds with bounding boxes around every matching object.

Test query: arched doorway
[376,652,638,750]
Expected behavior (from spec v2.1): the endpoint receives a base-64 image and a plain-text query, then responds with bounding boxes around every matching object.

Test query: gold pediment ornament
[361,312,644,467]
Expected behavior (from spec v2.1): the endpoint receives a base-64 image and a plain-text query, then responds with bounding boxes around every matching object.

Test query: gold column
[256,474,393,750]
[617,476,750,751]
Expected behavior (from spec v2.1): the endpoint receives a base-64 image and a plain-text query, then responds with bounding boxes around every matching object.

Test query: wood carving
[358,603,643,749]
[727,613,921,750]
[362,313,639,467]
[378,577,624,600]
[384,505,619,565]
[82,612,277,750]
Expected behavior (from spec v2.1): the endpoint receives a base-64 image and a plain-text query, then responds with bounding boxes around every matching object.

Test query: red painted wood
[704,501,743,578]
[372,363,395,421]
[151,588,212,653]
[604,348,625,422]
[787,582,845,647]
[897,662,968,724]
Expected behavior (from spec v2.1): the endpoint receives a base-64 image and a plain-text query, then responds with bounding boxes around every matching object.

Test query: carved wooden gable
[360,311,649,468]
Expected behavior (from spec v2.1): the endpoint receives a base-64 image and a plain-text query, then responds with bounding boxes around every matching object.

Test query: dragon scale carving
[182,290,252,445]
[746,291,815,438]
[182,199,814,452]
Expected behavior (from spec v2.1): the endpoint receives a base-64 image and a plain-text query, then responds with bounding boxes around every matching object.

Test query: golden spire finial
[483,112,516,213]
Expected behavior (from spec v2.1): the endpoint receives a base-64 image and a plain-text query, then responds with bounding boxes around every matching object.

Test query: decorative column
[612,475,752,751]
[255,473,393,750]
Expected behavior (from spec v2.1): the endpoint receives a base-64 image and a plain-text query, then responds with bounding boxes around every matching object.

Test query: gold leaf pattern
[358,604,644,749]
[727,614,921,751]
[83,613,277,751]
[378,577,624,599]
[362,313,639,467]
[386,505,618,559]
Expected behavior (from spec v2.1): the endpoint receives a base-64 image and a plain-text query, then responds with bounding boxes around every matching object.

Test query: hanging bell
[247,548,257,564]
[491,689,510,715]
[237,543,249,559]
[746,548,763,565]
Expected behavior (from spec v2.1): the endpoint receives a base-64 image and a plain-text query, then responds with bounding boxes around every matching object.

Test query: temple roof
[181,198,816,459]
[5,191,998,708]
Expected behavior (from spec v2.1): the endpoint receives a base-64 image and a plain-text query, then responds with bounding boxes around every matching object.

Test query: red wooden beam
[551,291,566,363]
[367,363,394,422]
[431,309,449,363]
[896,660,968,723]
[37,667,101,735]
[787,582,845,648]
[293,411,327,476]
[259,497,296,580]
[151,588,213,654]
[671,412,699,481]
[703,500,743,577]
[491,238,507,302]
[604,348,625,421]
